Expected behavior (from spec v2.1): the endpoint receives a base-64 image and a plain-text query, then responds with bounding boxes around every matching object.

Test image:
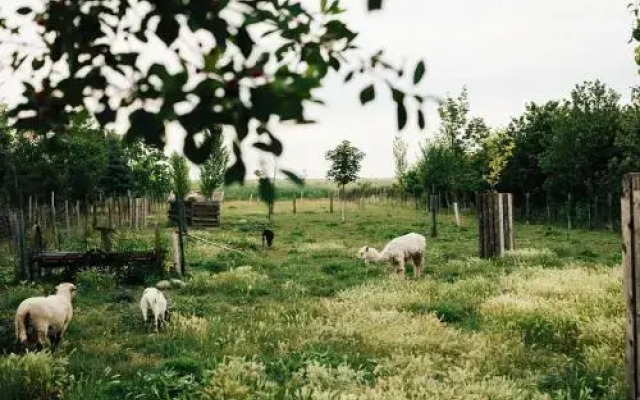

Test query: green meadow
[0,199,625,400]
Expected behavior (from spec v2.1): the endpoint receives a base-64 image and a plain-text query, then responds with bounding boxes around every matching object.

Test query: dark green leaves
[367,0,383,11]
[418,109,425,129]
[397,102,407,130]
[236,27,254,58]
[253,130,283,157]
[413,60,426,84]
[360,84,375,105]
[224,143,246,185]
[3,0,429,176]
[344,71,355,82]
[281,169,304,185]
[156,16,180,45]
[31,58,44,71]
[258,177,275,206]
[128,110,164,149]
[184,132,213,164]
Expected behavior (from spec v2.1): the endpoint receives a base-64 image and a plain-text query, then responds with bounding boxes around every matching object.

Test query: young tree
[126,142,171,199]
[169,154,191,201]
[438,86,470,152]
[392,135,409,189]
[481,130,515,191]
[100,136,134,198]
[199,126,230,200]
[326,140,365,222]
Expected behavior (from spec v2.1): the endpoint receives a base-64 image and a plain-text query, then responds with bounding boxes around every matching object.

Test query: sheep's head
[357,246,373,264]
[55,283,77,300]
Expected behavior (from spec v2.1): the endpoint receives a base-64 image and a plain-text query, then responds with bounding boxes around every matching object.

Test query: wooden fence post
[329,191,334,213]
[76,200,81,231]
[293,198,297,214]
[453,202,461,227]
[65,200,70,232]
[525,192,531,225]
[567,193,572,231]
[622,173,640,400]
[28,196,32,225]
[430,194,438,238]
[609,193,614,231]
[51,191,58,249]
[476,192,514,258]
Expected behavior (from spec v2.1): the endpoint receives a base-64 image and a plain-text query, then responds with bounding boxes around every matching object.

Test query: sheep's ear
[365,246,369,252]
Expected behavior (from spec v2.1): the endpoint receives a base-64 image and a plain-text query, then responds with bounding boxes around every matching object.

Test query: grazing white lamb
[14,282,77,352]
[140,287,171,332]
[357,232,426,278]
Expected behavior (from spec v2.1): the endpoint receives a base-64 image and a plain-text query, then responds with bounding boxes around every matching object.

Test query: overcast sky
[241,0,638,180]
[1,0,637,180]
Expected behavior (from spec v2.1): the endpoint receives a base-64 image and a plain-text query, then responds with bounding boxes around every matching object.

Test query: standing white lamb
[357,232,426,278]
[140,287,171,332]
[14,282,77,352]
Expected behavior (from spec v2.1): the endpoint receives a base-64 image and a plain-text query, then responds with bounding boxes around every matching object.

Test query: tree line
[396,80,640,218]
[0,110,229,209]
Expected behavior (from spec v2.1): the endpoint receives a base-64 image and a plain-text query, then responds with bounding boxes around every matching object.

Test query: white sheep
[140,287,171,332]
[14,282,77,352]
[357,232,426,278]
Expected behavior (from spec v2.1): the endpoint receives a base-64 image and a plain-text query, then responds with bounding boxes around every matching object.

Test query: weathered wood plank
[623,173,640,400]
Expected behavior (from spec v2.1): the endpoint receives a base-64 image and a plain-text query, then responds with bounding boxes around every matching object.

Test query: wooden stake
[65,200,70,232]
[51,191,58,249]
[329,191,334,213]
[430,194,437,238]
[454,202,461,227]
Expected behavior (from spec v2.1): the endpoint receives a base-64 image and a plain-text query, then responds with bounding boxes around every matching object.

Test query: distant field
[0,200,625,400]
[200,178,398,201]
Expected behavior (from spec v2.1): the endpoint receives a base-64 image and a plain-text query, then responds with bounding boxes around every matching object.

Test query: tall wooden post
[177,199,186,276]
[525,192,531,225]
[51,192,58,249]
[453,202,461,227]
[28,196,32,225]
[293,198,297,214]
[76,200,81,231]
[329,191,334,213]
[609,192,614,231]
[622,173,640,400]
[567,193,572,231]
[476,192,514,258]
[65,200,70,232]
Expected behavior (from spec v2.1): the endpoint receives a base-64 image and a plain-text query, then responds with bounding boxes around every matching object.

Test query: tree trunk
[341,184,346,222]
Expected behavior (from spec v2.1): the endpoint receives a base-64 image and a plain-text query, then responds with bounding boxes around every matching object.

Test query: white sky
[1,0,638,180]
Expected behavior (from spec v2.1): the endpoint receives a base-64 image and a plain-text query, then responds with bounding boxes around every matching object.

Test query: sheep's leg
[396,257,405,279]
[412,254,423,278]
[141,305,149,332]
[35,329,48,351]
[49,331,61,353]
[153,312,159,333]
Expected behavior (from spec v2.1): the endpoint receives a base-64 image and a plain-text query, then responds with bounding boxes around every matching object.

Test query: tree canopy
[326,140,365,188]
[0,0,426,196]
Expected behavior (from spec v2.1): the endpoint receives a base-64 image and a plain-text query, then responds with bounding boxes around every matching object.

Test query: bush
[107,369,203,400]
[76,269,117,293]
[538,361,621,400]
[0,352,71,400]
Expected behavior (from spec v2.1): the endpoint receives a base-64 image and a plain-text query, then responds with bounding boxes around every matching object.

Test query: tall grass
[0,200,626,400]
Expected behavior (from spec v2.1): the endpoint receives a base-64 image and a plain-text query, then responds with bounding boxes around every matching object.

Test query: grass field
[0,199,626,400]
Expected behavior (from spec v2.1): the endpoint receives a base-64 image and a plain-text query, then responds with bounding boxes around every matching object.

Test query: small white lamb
[140,287,171,332]
[14,282,77,352]
[357,232,426,278]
